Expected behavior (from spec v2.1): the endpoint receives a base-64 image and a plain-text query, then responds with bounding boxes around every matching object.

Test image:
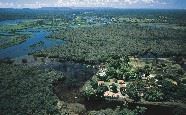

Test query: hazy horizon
[0,0,186,9]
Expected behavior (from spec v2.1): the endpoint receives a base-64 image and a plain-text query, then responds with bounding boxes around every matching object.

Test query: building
[98,81,105,86]
[118,80,125,84]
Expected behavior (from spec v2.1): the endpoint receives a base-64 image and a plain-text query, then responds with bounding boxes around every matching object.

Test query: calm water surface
[0,20,63,59]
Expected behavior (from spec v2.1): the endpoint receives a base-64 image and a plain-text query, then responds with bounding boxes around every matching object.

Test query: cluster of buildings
[96,64,127,99]
[72,15,115,26]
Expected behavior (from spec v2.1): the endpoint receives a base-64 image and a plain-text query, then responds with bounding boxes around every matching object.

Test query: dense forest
[0,8,186,115]
[35,21,186,64]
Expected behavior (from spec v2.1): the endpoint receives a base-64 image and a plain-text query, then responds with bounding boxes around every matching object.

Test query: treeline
[0,8,82,21]
[1,8,186,24]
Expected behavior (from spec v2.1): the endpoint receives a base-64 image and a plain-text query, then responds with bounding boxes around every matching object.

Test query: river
[0,20,63,59]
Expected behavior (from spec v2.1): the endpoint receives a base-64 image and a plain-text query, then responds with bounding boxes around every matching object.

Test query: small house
[98,81,105,86]
[109,79,114,83]
[118,80,125,84]
[120,84,127,88]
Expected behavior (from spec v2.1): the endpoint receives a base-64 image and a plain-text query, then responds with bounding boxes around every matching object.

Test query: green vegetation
[34,21,186,63]
[143,87,164,102]
[0,22,35,49]
[82,56,186,104]
[0,19,49,49]
[0,62,148,115]
[126,81,142,101]
[31,10,186,63]
[88,106,146,115]
[0,8,186,115]
[0,35,28,49]
[109,83,118,93]
[0,20,42,32]
[0,63,64,115]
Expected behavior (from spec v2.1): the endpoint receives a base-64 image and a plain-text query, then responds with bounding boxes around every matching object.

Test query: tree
[155,74,163,80]
[118,108,136,115]
[159,79,177,100]
[110,83,118,93]
[82,83,96,100]
[122,56,130,63]
[120,64,135,81]
[135,68,144,79]
[126,82,141,101]
[106,67,117,80]
[144,87,164,102]
[10,29,16,34]
[90,79,98,89]
[116,69,124,80]
[88,107,141,115]
[108,59,122,69]
[127,71,137,81]
[96,85,109,97]
[134,106,147,115]
[97,74,107,81]
[175,84,186,101]
[120,87,126,96]
[144,65,151,77]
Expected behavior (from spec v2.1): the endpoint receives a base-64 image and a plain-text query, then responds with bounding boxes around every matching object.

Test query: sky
[0,0,185,9]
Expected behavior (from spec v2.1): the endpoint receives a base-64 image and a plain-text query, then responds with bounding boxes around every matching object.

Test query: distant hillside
[39,7,72,10]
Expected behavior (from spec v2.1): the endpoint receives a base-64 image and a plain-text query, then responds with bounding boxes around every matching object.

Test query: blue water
[0,19,33,25]
[0,28,63,59]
